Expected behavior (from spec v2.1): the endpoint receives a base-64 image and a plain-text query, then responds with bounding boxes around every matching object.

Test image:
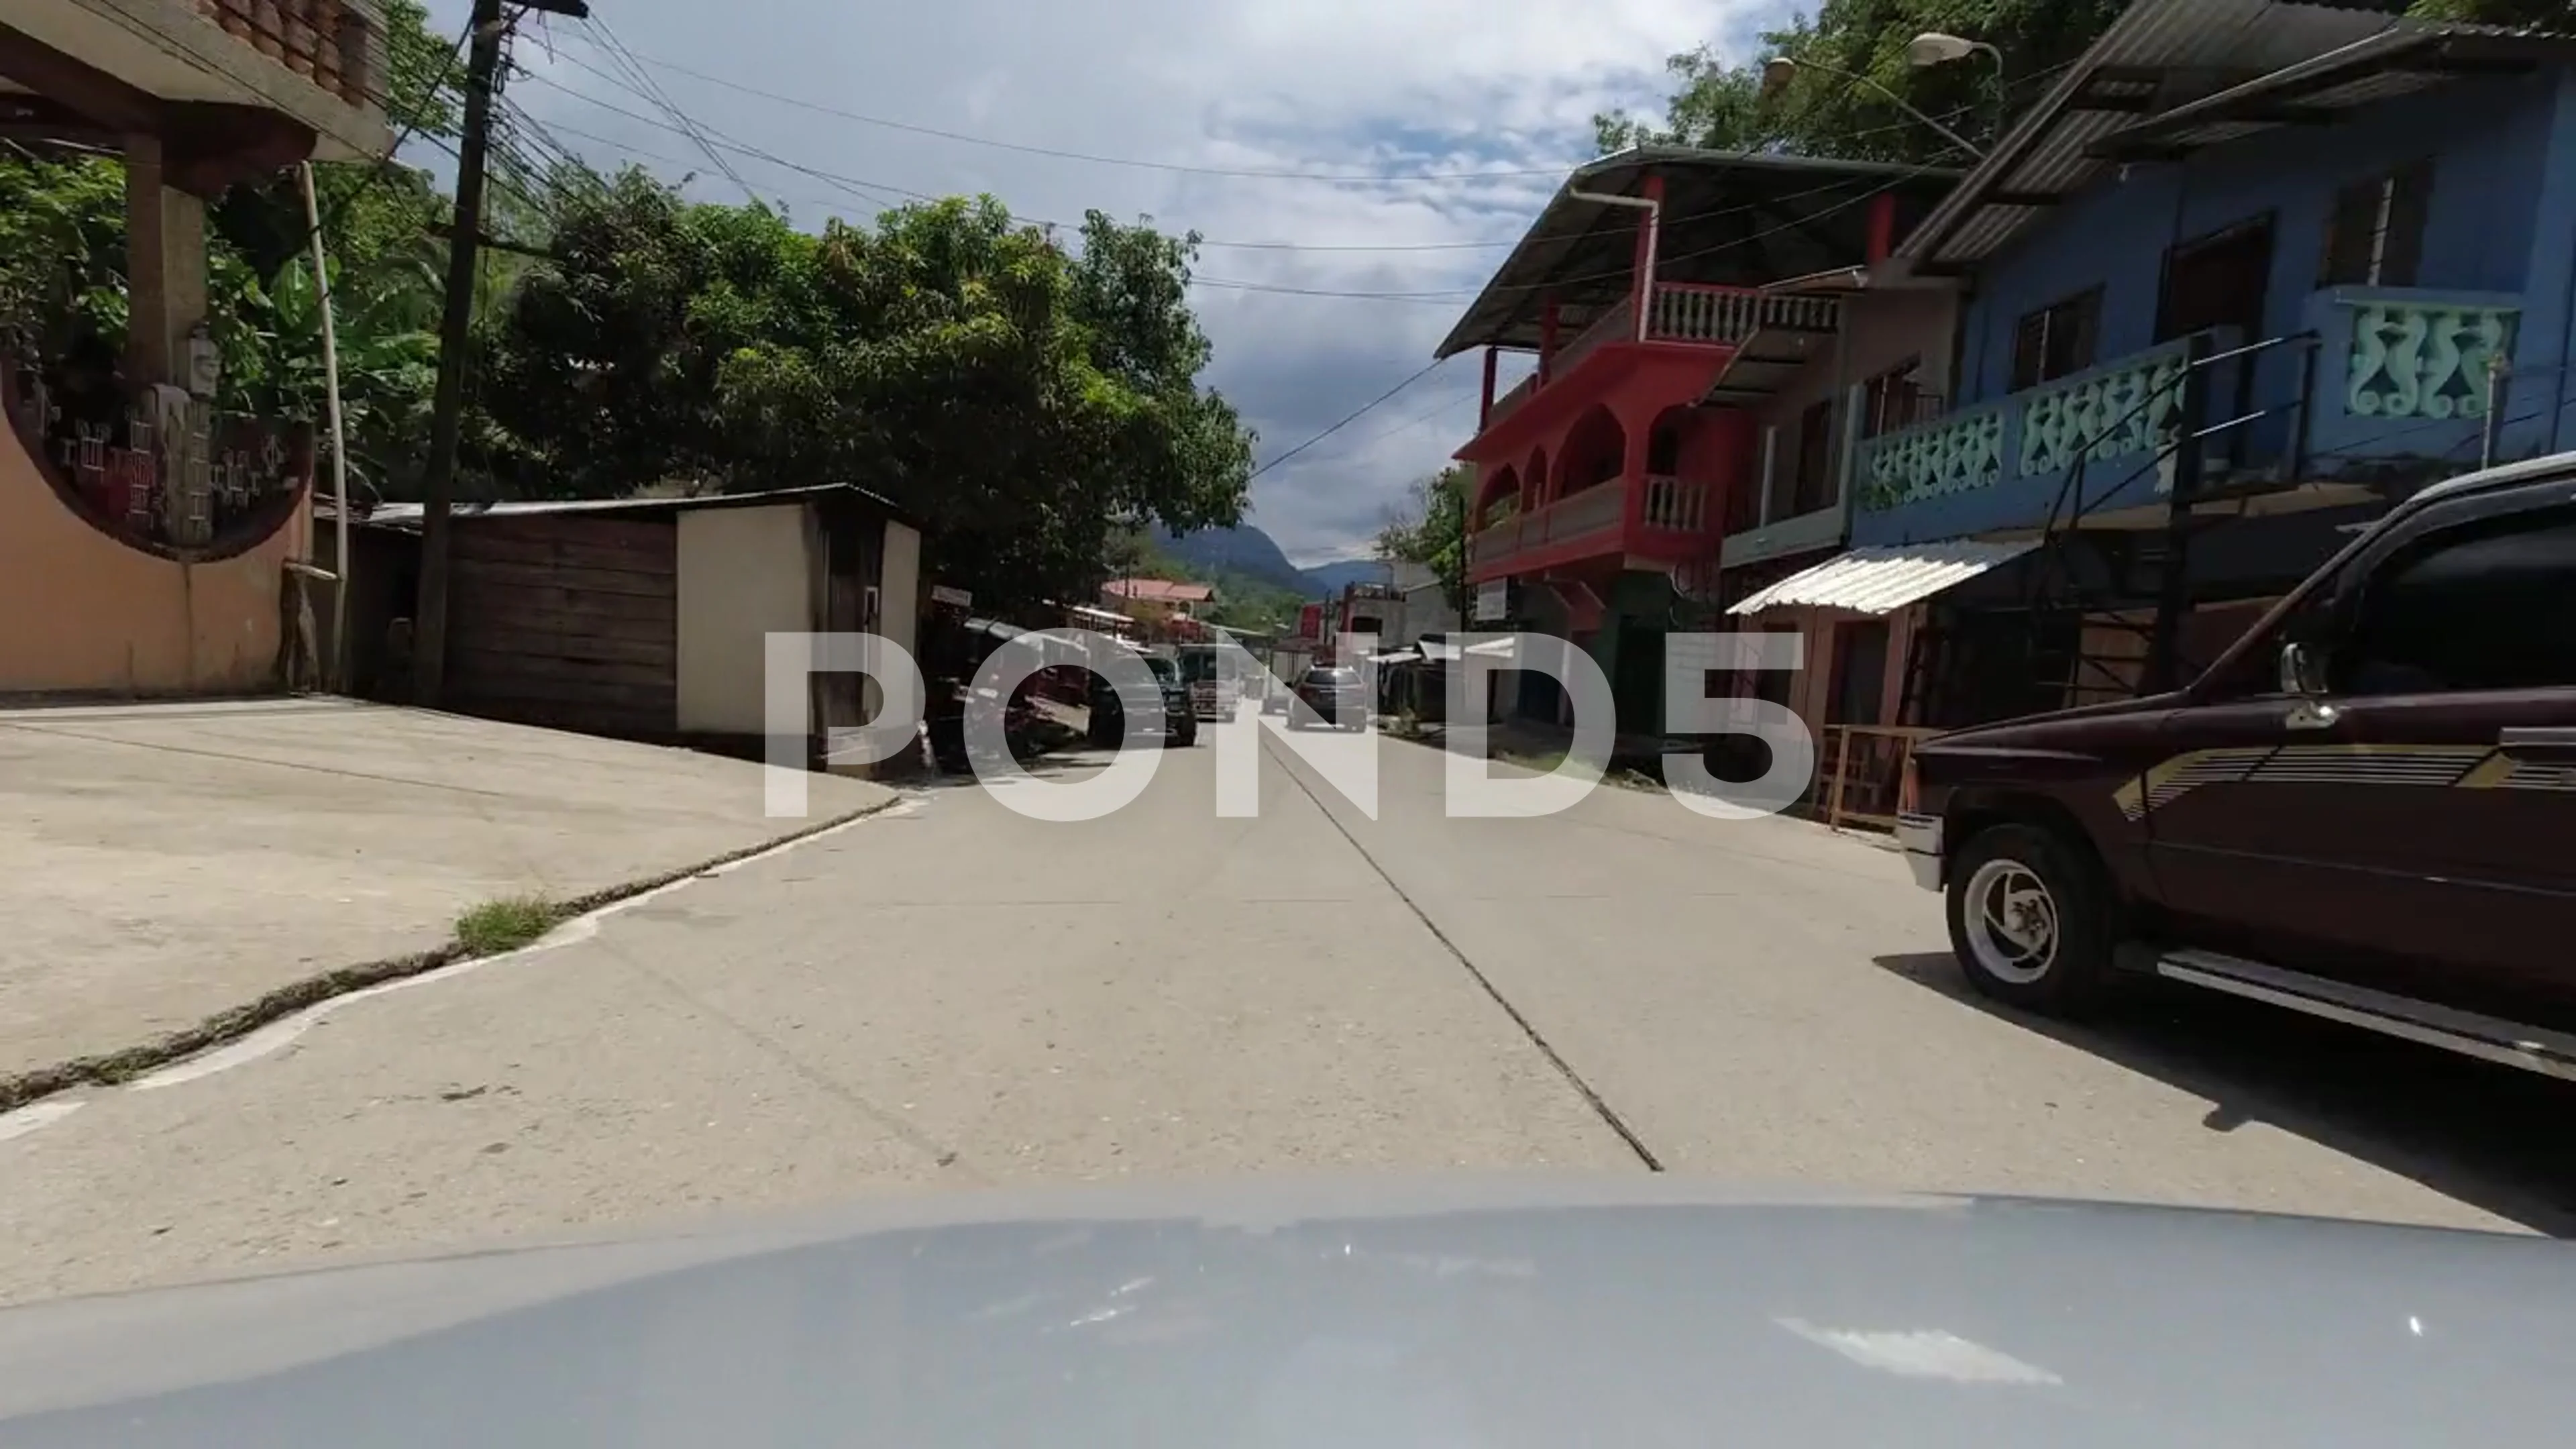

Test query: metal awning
[1889,0,2528,274]
[1433,148,1959,360]
[2088,29,2576,163]
[1726,541,2039,616]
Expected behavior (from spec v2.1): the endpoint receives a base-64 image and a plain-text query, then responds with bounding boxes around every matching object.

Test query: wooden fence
[1817,724,1939,833]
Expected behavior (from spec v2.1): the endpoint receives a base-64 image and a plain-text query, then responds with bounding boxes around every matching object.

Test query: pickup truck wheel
[1945,823,2110,1014]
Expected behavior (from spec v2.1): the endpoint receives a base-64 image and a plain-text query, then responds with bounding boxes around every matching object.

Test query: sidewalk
[0,698,896,1101]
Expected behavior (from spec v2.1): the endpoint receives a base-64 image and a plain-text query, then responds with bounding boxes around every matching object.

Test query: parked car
[1289,665,1369,731]
[1088,652,1197,748]
[1900,451,2576,1079]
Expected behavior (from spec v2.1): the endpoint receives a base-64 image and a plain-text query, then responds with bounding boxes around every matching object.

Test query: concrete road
[3,708,2567,1305]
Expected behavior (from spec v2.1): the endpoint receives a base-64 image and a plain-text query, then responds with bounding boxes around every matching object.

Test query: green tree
[0,0,461,502]
[478,172,1254,610]
[1593,0,2556,164]
[1375,463,1470,614]
[1595,1,2123,164]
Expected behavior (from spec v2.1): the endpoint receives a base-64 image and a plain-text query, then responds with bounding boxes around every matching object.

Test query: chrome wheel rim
[1962,858,2059,985]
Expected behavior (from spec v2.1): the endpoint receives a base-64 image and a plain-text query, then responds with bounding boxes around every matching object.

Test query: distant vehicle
[1290,665,1368,731]
[1089,651,1197,748]
[1175,643,1239,720]
[1902,451,2576,1079]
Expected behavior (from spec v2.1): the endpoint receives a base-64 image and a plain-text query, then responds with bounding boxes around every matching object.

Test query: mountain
[1158,526,1398,598]
[1301,559,1394,596]
[1160,525,1312,594]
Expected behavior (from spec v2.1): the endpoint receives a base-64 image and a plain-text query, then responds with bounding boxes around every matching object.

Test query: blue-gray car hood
[1,1176,2570,1446]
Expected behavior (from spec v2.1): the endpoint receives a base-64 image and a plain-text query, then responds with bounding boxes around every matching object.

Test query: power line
[518,66,1911,290]
[567,38,1582,183]
[577,14,765,206]
[1248,358,1454,480]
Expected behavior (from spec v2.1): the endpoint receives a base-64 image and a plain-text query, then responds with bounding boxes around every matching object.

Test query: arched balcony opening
[1554,405,1626,499]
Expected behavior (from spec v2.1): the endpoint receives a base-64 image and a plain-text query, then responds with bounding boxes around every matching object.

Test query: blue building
[1733,0,2576,730]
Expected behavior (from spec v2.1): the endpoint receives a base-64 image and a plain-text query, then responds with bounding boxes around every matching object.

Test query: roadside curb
[0,796,906,1116]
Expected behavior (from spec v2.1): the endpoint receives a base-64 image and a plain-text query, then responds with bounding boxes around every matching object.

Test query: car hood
[1,1176,2569,1446]
[1919,690,2187,755]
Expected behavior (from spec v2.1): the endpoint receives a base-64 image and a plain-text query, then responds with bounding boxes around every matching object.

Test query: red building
[1434,148,1953,729]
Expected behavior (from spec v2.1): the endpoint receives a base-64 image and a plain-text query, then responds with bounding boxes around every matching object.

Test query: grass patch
[454,895,566,957]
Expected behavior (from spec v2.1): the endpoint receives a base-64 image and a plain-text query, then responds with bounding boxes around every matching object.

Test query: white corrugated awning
[1726,541,2039,616]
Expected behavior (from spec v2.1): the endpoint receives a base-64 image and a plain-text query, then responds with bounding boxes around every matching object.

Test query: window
[1860,357,1929,439]
[2332,506,2576,696]
[1790,398,1835,516]
[2009,288,2101,390]
[2159,218,2273,343]
[2321,160,2433,289]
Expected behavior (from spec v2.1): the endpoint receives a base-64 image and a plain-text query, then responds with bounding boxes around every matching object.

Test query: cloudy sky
[421,0,1778,565]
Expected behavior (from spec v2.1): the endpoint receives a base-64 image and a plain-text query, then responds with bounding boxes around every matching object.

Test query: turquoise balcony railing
[1853,334,2209,543]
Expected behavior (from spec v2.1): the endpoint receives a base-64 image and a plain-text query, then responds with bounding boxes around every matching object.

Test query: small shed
[335,484,921,765]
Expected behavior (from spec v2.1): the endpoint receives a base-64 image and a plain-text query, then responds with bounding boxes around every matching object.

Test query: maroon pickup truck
[1900,451,2576,1080]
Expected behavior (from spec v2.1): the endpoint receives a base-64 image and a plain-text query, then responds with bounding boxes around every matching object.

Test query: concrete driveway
[0,698,893,1093]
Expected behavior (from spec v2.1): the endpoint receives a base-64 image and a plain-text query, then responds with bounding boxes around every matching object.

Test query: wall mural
[2,352,311,562]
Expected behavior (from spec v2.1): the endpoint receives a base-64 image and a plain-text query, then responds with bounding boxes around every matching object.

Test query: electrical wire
[519,68,1917,290]
[559,38,1580,182]
[578,14,767,206]
[1248,358,1456,480]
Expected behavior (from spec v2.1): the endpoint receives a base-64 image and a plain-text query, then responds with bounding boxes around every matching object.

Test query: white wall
[871,520,921,729]
[880,521,920,661]
[676,504,813,736]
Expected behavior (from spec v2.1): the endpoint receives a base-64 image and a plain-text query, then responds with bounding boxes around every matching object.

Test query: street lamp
[1760,32,1998,160]
[1906,31,2003,70]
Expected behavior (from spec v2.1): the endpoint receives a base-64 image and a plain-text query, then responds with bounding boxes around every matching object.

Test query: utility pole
[414,0,588,706]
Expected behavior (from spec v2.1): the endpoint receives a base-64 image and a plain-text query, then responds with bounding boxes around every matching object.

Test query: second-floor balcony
[1465,473,1717,582]
[1483,284,1841,437]
[3,0,396,168]
[1848,286,2530,547]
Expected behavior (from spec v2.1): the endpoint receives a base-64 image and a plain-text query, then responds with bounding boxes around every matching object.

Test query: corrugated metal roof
[2090,29,2576,157]
[1725,540,2040,616]
[1432,148,1960,360]
[1893,0,2511,270]
[352,482,914,529]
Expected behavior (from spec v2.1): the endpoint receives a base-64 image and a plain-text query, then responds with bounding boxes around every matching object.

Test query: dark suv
[1088,652,1197,748]
[1902,453,2576,1077]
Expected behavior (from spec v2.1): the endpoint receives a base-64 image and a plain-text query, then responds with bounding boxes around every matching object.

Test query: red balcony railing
[196,0,384,113]
[1466,474,1718,578]
[1481,284,1842,432]
[1467,482,1623,572]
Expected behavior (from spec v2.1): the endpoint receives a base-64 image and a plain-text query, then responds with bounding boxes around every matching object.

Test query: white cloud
[429,0,1781,559]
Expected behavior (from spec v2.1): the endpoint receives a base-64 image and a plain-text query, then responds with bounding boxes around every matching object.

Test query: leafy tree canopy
[476,172,1254,612]
[1375,463,1469,614]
